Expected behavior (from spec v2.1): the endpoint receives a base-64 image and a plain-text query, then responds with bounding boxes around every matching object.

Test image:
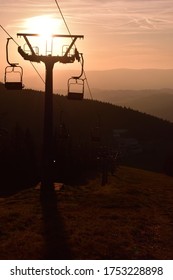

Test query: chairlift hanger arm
[6,38,18,67]
[72,53,84,79]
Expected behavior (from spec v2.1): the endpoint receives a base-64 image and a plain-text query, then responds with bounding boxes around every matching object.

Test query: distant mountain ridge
[92,88,173,123]
[85,69,173,91]
[21,68,173,93]
[56,69,173,122]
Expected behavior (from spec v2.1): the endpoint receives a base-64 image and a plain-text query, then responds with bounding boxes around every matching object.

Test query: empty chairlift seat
[67,78,84,100]
[4,66,24,90]
[91,126,101,142]
[5,81,24,90]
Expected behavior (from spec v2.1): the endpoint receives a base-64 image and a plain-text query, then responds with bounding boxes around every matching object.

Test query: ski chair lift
[91,115,101,142]
[24,43,39,55]
[58,111,69,139]
[67,77,85,100]
[62,45,75,58]
[4,38,24,90]
[91,126,101,142]
[59,122,69,139]
[5,65,24,90]
[67,52,85,100]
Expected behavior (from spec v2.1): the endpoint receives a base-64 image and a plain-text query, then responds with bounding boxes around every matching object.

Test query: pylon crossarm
[17,33,84,39]
[17,33,84,64]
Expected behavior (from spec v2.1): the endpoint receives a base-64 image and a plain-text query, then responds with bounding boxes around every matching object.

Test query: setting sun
[24,15,62,39]
[21,15,63,55]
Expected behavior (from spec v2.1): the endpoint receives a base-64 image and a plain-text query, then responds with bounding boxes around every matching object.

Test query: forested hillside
[1,82,173,193]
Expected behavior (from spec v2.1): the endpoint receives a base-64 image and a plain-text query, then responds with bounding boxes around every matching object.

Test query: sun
[21,15,66,56]
[24,15,62,39]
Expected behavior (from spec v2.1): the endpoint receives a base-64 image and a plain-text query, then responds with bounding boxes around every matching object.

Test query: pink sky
[1,0,173,90]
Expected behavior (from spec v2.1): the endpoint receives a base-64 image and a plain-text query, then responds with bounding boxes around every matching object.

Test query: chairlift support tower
[17,33,84,191]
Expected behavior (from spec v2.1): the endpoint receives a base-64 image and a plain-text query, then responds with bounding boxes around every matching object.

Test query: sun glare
[22,15,67,56]
[24,15,61,39]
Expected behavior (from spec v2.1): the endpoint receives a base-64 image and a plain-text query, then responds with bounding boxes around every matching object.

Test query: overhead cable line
[0,25,19,46]
[54,0,94,100]
[54,0,72,38]
[0,25,45,84]
[29,62,45,84]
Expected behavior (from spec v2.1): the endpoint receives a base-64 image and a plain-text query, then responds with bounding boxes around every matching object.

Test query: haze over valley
[28,68,173,123]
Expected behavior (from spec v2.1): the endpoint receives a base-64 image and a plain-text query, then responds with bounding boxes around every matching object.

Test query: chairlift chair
[67,77,84,100]
[91,126,101,142]
[4,65,24,90]
[4,37,24,90]
[67,52,85,100]
[59,123,69,139]
[62,45,75,57]
[24,43,39,55]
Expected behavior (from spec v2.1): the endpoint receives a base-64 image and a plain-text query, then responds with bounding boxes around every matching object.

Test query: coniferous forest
[1,82,173,195]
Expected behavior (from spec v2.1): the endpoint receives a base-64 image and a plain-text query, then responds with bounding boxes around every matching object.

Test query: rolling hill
[1,82,173,192]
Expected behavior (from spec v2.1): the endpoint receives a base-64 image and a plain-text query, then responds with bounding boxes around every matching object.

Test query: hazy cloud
[58,0,173,36]
[1,0,173,34]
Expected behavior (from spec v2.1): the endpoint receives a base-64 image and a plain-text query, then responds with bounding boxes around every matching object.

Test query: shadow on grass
[0,178,39,197]
[40,189,72,260]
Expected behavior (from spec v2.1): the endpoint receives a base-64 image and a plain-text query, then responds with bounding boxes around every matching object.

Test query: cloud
[1,0,173,35]
[56,0,173,36]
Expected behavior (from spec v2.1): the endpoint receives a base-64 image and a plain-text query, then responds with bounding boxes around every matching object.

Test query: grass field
[0,166,173,260]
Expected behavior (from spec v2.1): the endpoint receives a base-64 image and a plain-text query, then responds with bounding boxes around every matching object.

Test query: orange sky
[1,0,173,90]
